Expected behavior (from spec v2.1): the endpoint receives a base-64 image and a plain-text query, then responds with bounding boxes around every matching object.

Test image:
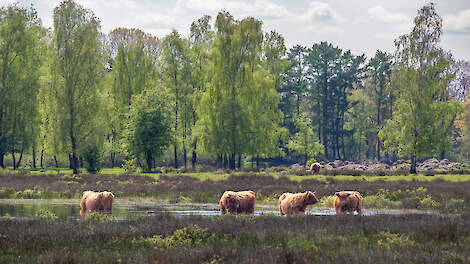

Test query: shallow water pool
[0,199,438,220]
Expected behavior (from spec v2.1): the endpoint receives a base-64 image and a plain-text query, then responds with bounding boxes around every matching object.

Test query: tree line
[1,1,469,173]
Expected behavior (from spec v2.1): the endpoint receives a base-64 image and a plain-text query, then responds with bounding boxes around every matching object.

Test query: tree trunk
[174,71,179,169]
[191,148,197,169]
[40,147,44,169]
[32,145,36,168]
[322,68,329,160]
[0,154,4,168]
[79,156,83,168]
[174,146,178,168]
[110,151,115,168]
[12,152,16,170]
[217,154,222,168]
[440,150,445,160]
[54,155,59,168]
[238,155,241,169]
[410,152,417,174]
[146,153,152,173]
[377,100,381,161]
[16,150,23,168]
[183,147,187,169]
[230,153,236,170]
[223,155,228,169]
[72,153,78,174]
[69,154,73,169]
[256,155,259,167]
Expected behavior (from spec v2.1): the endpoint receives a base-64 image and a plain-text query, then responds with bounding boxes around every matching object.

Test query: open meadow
[1,169,470,263]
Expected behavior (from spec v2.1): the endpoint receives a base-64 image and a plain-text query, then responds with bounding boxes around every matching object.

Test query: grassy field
[1,213,469,263]
[8,166,470,182]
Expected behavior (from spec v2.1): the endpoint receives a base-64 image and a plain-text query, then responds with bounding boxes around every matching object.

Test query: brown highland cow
[80,190,114,216]
[278,191,319,215]
[334,191,362,215]
[219,190,255,215]
[309,162,321,173]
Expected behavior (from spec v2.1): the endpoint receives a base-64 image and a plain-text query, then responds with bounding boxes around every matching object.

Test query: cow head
[335,191,352,200]
[225,193,240,212]
[305,191,319,205]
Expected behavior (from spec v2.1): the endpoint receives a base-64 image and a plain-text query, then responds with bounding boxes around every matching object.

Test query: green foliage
[377,232,416,250]
[52,0,103,174]
[306,42,366,160]
[34,209,58,220]
[122,158,137,173]
[288,115,324,163]
[85,212,111,223]
[306,158,317,167]
[82,144,101,173]
[123,88,173,172]
[133,225,221,249]
[367,50,393,160]
[0,3,43,168]
[196,11,284,168]
[380,3,463,173]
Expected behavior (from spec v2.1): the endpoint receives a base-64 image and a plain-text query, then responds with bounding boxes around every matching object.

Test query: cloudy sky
[4,0,470,61]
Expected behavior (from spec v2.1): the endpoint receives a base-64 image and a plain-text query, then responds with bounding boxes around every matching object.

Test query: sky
[3,0,470,61]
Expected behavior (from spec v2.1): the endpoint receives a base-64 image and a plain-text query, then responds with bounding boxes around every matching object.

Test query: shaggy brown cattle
[278,191,319,215]
[219,190,255,215]
[309,163,321,173]
[334,191,362,215]
[80,190,114,216]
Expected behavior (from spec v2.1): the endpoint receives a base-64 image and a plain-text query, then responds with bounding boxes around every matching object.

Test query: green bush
[34,209,58,220]
[133,225,222,249]
[82,144,102,173]
[122,159,137,173]
[306,158,317,167]
[85,212,111,223]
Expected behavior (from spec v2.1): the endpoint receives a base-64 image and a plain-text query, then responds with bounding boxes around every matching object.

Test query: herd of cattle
[79,189,363,216]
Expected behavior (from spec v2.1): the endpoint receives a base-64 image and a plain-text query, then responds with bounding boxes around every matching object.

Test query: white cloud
[300,2,336,22]
[444,9,470,33]
[367,6,408,24]
[0,0,15,6]
[12,0,470,61]
[175,0,289,20]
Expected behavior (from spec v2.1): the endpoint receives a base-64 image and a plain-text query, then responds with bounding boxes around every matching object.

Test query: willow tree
[162,30,191,168]
[188,15,213,168]
[379,3,462,173]
[197,11,283,169]
[52,0,103,174]
[0,4,43,169]
[108,28,160,165]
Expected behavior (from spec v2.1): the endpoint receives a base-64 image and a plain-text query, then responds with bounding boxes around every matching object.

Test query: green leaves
[380,3,463,173]
[195,11,284,167]
[123,87,173,172]
[52,0,103,173]
[287,115,324,163]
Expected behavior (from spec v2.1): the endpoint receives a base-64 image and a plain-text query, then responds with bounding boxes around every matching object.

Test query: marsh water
[0,199,440,220]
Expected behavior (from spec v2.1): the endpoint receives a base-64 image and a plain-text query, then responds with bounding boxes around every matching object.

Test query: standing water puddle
[0,199,438,220]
